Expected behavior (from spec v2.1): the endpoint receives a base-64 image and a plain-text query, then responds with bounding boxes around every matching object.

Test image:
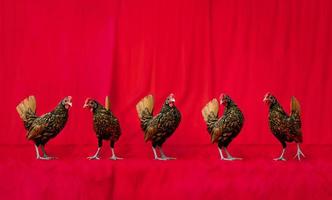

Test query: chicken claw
[87,156,100,160]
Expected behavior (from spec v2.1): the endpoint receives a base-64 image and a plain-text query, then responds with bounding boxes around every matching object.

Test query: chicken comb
[219,93,227,100]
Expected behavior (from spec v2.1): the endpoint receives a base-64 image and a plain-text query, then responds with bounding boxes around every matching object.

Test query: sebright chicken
[16,96,72,160]
[136,94,181,160]
[202,94,244,160]
[83,96,122,160]
[263,93,305,161]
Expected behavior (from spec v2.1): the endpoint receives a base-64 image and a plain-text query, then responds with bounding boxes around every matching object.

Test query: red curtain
[1,0,331,146]
[1,0,332,199]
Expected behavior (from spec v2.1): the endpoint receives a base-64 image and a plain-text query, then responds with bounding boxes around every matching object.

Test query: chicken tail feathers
[144,126,156,142]
[290,96,301,116]
[202,98,219,122]
[105,96,110,111]
[290,96,303,143]
[136,95,154,131]
[136,95,154,118]
[211,127,222,143]
[16,96,37,121]
[202,98,219,135]
[16,96,37,131]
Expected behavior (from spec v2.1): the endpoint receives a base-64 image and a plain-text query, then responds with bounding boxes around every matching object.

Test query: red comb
[220,93,227,99]
[84,97,92,104]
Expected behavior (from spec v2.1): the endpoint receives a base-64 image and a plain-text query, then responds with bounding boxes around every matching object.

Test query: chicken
[202,94,244,160]
[83,96,122,160]
[263,93,305,161]
[136,94,181,160]
[16,96,72,160]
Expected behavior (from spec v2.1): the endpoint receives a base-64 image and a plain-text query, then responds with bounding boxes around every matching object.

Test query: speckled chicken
[83,97,122,160]
[263,93,305,161]
[136,94,181,160]
[16,96,72,160]
[202,94,244,160]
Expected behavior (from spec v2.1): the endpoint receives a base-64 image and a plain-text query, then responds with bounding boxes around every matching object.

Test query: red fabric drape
[1,0,331,146]
[1,0,332,199]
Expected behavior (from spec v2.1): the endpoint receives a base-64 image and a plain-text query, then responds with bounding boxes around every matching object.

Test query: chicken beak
[65,102,72,109]
[83,103,88,108]
[263,96,268,103]
[168,97,176,107]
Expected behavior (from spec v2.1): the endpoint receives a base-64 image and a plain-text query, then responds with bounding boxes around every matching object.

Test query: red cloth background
[1,0,332,199]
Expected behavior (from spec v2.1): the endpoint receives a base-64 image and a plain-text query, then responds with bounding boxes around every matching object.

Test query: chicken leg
[274,148,286,161]
[34,145,42,160]
[34,145,57,160]
[293,143,305,160]
[110,148,123,160]
[41,145,58,159]
[158,146,176,160]
[88,147,101,160]
[224,147,242,160]
[109,141,123,160]
[218,147,242,161]
[152,147,161,160]
[88,138,102,160]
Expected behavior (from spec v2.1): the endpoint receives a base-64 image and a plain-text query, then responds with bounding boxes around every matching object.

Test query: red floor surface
[0,144,331,199]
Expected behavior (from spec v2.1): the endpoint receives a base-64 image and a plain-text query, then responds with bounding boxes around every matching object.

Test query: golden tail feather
[202,98,219,122]
[105,96,110,110]
[136,94,154,119]
[16,96,36,120]
[290,96,301,116]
